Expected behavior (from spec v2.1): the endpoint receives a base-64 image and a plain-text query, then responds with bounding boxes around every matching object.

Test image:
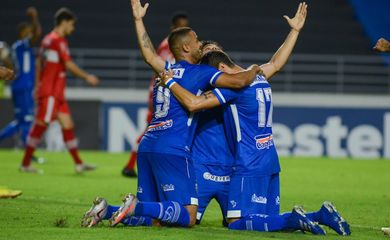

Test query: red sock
[62,128,83,165]
[126,151,137,169]
[22,124,47,166]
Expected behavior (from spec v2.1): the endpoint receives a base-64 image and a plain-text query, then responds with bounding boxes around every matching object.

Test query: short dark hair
[200,50,235,68]
[17,22,30,35]
[168,27,193,58]
[171,12,188,27]
[54,8,76,26]
[201,40,223,52]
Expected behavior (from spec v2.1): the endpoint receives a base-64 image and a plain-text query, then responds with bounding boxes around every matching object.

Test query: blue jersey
[192,107,234,166]
[139,61,222,157]
[11,38,35,91]
[212,75,280,176]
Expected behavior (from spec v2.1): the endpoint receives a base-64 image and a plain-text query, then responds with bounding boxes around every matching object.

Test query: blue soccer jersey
[192,107,234,166]
[11,38,35,91]
[138,61,223,157]
[212,75,280,176]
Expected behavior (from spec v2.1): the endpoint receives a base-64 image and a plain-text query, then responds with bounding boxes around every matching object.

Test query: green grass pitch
[0,150,389,240]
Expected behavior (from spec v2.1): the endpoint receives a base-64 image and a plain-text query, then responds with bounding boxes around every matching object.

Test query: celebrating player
[20,8,99,173]
[0,7,43,161]
[122,12,189,178]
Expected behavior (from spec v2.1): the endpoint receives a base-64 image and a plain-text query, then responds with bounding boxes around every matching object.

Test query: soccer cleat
[382,227,390,236]
[81,197,108,227]
[318,201,351,236]
[19,165,43,174]
[122,167,137,178]
[0,188,22,198]
[75,163,96,174]
[31,155,46,164]
[290,206,326,235]
[109,193,138,227]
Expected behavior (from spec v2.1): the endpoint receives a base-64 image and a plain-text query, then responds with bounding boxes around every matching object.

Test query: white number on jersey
[155,86,170,118]
[256,87,273,127]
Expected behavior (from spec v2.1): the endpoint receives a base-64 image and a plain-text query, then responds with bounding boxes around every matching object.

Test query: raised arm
[373,38,390,52]
[260,2,307,80]
[162,70,221,112]
[130,0,165,73]
[216,64,261,88]
[26,7,42,45]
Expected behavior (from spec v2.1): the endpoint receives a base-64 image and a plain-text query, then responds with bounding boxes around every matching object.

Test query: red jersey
[37,31,72,101]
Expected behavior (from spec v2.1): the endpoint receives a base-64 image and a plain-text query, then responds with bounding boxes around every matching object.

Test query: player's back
[139,61,222,157]
[192,107,234,167]
[37,31,71,101]
[11,39,35,91]
[215,75,280,176]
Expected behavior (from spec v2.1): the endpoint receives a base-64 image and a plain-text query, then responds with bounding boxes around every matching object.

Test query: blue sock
[228,214,288,232]
[122,216,152,226]
[104,205,120,220]
[134,201,190,227]
[0,121,19,141]
[282,211,320,224]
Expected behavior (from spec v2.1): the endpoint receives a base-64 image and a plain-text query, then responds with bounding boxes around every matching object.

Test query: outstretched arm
[130,0,165,73]
[216,64,262,88]
[26,7,42,45]
[162,70,221,112]
[260,2,307,80]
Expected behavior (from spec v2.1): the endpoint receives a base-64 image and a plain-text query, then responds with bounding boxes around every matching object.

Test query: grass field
[0,150,389,240]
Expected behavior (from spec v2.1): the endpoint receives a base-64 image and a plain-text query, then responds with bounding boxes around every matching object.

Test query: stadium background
[1,0,389,158]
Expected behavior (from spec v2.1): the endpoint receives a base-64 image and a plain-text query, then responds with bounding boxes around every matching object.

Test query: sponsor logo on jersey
[251,194,267,204]
[255,134,274,150]
[162,184,175,192]
[203,172,230,182]
[172,68,185,79]
[230,200,237,208]
[275,196,280,205]
[137,187,143,193]
[147,119,173,131]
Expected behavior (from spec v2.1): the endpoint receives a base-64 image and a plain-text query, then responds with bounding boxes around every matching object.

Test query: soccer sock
[20,120,33,146]
[22,123,47,166]
[126,151,137,169]
[281,211,321,224]
[134,201,190,227]
[228,214,288,232]
[0,121,19,141]
[122,216,152,226]
[62,128,83,165]
[103,205,120,220]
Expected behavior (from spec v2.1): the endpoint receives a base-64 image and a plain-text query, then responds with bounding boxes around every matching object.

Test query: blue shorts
[194,163,232,222]
[137,152,198,206]
[12,89,34,122]
[227,173,280,218]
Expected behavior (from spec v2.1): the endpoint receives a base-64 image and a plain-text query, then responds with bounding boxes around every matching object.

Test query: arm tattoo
[142,32,156,54]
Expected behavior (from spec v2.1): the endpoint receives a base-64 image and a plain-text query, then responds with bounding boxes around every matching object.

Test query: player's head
[200,50,237,74]
[17,22,32,39]
[201,40,223,56]
[54,8,77,36]
[168,27,202,64]
[171,12,189,30]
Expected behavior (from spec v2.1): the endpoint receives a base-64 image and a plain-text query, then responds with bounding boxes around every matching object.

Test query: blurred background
[0,0,389,159]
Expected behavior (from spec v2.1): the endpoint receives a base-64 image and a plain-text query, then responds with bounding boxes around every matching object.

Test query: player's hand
[160,69,173,86]
[26,7,38,19]
[85,74,99,86]
[284,2,307,32]
[0,66,14,81]
[373,38,390,52]
[131,0,149,21]
[248,64,264,76]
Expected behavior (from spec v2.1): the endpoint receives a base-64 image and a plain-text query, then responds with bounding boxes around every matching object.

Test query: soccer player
[81,0,261,228]
[159,2,350,236]
[122,12,189,178]
[19,8,99,173]
[0,7,42,154]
